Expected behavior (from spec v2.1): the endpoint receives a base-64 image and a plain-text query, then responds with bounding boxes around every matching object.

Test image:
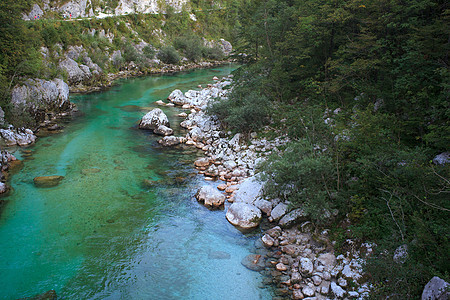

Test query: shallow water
[0,66,272,299]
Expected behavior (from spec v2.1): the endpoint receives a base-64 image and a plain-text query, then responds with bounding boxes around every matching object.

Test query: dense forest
[209,0,449,297]
[0,0,448,298]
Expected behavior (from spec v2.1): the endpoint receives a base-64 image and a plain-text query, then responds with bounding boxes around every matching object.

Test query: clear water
[0,66,272,299]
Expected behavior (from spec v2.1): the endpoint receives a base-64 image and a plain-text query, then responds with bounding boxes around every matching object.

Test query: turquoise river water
[0,65,272,299]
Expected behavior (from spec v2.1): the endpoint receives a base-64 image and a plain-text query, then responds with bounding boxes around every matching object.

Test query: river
[0,65,272,299]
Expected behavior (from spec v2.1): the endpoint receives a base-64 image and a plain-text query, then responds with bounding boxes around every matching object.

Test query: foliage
[157,46,180,64]
[222,0,450,297]
[207,68,272,132]
[173,34,204,62]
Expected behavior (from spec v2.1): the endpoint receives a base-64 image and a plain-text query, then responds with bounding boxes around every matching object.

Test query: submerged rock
[33,175,64,188]
[241,254,265,271]
[81,168,101,175]
[208,251,231,260]
[18,289,57,300]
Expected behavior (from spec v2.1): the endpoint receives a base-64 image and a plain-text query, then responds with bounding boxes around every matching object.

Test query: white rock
[270,203,288,221]
[300,257,314,275]
[302,286,315,297]
[139,108,170,130]
[338,277,347,287]
[348,291,359,298]
[195,185,225,207]
[233,176,263,204]
[330,281,346,298]
[153,125,173,136]
[254,199,272,216]
[226,203,262,229]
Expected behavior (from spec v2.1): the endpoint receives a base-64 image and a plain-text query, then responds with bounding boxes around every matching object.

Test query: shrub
[203,45,224,60]
[143,46,155,59]
[157,46,180,64]
[207,89,271,133]
[173,34,204,62]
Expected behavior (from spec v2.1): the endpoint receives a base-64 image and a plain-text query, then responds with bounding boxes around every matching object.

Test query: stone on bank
[226,202,262,229]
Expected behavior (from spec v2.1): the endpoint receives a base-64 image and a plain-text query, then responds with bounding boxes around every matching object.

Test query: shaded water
[0,66,272,299]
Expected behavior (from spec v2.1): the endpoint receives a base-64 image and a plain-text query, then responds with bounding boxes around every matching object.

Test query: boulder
[154,125,173,136]
[219,39,233,56]
[158,136,184,147]
[254,199,272,215]
[302,286,315,297]
[226,202,262,229]
[195,185,225,207]
[233,176,263,204]
[33,175,64,188]
[270,203,288,221]
[279,208,308,228]
[241,254,265,271]
[188,127,205,142]
[167,89,188,106]
[422,276,449,300]
[317,253,337,269]
[139,108,170,131]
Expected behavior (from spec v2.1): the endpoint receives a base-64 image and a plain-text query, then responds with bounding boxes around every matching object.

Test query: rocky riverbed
[142,76,375,299]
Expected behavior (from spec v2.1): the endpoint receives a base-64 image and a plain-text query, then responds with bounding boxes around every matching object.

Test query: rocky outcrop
[139,108,170,131]
[23,0,189,19]
[11,78,71,122]
[59,58,91,85]
[422,277,449,300]
[0,127,36,146]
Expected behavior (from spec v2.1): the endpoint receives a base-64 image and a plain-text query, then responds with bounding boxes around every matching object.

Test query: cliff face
[22,0,189,19]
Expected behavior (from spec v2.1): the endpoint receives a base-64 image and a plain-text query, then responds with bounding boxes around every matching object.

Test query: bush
[259,140,338,222]
[123,43,142,63]
[173,34,204,62]
[203,46,224,60]
[207,89,271,133]
[143,46,155,59]
[157,46,180,64]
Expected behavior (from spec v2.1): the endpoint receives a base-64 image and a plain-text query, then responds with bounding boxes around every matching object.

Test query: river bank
[148,75,373,299]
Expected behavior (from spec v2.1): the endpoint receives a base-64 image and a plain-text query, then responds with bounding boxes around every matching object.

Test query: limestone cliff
[23,0,189,19]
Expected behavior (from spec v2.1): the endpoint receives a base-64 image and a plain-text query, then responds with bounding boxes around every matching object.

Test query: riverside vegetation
[207,0,449,298]
[0,0,449,299]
